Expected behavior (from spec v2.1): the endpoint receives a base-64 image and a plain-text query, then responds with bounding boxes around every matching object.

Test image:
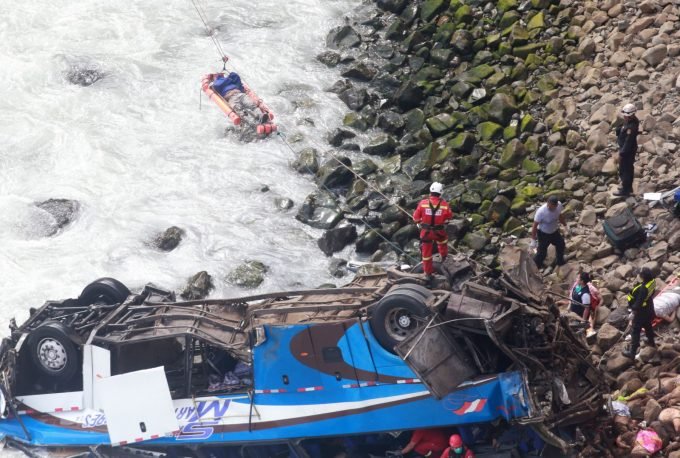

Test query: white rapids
[0,0,362,333]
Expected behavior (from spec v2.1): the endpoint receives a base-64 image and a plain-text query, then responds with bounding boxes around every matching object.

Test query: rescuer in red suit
[412,182,452,281]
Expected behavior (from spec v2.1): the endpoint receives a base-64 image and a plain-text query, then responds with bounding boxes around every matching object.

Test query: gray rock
[327,128,356,147]
[606,306,630,331]
[363,134,398,156]
[462,231,490,251]
[486,195,512,225]
[487,93,518,126]
[155,226,185,251]
[338,86,369,111]
[580,154,607,177]
[642,44,667,67]
[596,323,622,351]
[316,51,341,67]
[318,224,358,256]
[341,62,378,82]
[378,111,405,134]
[326,25,361,49]
[35,198,80,234]
[180,271,213,300]
[227,260,269,289]
[606,354,634,374]
[644,398,662,424]
[65,66,104,86]
[292,148,319,174]
[393,78,425,111]
[274,197,294,211]
[329,258,348,278]
[376,0,407,13]
[355,229,385,254]
[295,190,343,229]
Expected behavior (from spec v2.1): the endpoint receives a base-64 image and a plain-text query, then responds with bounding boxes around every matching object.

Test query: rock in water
[155,226,185,252]
[34,199,80,235]
[181,271,214,300]
[65,66,104,86]
[227,260,269,288]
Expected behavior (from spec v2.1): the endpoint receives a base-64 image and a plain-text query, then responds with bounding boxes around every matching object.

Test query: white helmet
[621,103,636,115]
[430,182,443,194]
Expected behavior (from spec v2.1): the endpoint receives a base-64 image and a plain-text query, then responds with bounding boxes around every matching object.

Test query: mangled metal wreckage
[0,248,606,454]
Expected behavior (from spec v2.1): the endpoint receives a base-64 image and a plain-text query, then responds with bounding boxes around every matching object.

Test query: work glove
[529,239,537,249]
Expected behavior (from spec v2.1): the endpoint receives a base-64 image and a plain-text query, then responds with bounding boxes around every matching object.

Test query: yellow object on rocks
[617,387,648,402]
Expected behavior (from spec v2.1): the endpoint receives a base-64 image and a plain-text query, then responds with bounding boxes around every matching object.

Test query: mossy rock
[509,24,529,46]
[503,216,525,235]
[459,155,479,174]
[415,66,443,81]
[479,199,492,215]
[486,33,502,48]
[499,11,520,28]
[448,132,476,153]
[524,135,540,154]
[477,121,503,141]
[486,71,508,87]
[404,108,426,132]
[499,138,527,169]
[522,91,541,105]
[497,0,518,13]
[499,168,520,181]
[426,113,457,136]
[454,4,472,23]
[531,0,550,7]
[435,22,456,43]
[343,112,368,131]
[503,123,520,140]
[381,155,402,175]
[421,0,446,21]
[461,191,482,209]
[521,158,542,174]
[519,184,542,198]
[524,54,543,69]
[467,105,490,125]
[466,64,495,80]
[513,43,543,59]
[509,62,528,80]
[510,196,529,214]
[448,0,463,12]
[497,42,513,57]
[520,114,536,133]
[527,11,545,31]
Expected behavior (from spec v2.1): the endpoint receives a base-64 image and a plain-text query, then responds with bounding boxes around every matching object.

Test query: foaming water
[0,0,359,336]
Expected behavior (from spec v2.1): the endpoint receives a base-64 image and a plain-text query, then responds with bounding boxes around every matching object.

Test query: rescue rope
[189,0,228,64]
[275,131,419,264]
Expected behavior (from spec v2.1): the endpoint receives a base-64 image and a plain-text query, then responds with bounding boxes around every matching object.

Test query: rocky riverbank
[294,0,680,454]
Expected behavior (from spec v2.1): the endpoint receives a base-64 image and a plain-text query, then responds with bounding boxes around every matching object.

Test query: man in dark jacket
[614,103,639,197]
[622,267,656,358]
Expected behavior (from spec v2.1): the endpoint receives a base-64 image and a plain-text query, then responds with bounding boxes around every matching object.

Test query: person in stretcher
[211,72,269,126]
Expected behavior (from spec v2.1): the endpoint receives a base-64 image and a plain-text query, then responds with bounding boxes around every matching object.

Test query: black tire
[369,291,430,353]
[78,277,130,306]
[386,284,434,300]
[26,322,79,381]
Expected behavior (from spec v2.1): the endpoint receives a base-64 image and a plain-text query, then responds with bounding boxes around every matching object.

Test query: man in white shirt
[530,195,566,268]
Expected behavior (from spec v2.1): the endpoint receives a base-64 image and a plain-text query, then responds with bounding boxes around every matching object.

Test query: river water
[0,0,361,335]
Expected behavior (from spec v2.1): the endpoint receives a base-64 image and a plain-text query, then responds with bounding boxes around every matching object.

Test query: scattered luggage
[602,207,646,250]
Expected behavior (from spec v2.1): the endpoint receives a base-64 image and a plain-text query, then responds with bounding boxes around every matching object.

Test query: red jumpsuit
[413,196,453,275]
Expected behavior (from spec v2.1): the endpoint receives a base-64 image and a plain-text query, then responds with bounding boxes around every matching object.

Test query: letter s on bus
[176,420,217,441]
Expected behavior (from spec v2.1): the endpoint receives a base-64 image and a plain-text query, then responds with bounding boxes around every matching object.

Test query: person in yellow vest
[622,267,656,358]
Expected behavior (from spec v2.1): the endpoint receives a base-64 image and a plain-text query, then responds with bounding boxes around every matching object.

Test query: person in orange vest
[413,182,452,282]
[439,434,474,458]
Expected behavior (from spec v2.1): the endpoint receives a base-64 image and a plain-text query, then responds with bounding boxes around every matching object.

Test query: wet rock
[35,198,80,234]
[338,86,370,111]
[317,51,341,67]
[363,134,398,156]
[226,260,269,289]
[292,148,319,174]
[65,66,104,86]
[341,62,378,82]
[607,306,631,331]
[377,0,407,14]
[462,231,489,251]
[326,25,361,49]
[296,190,344,230]
[180,271,214,300]
[355,229,385,254]
[499,139,527,169]
[154,226,185,251]
[596,323,622,351]
[318,224,358,256]
[487,93,518,126]
[274,197,294,211]
[377,111,405,135]
[393,79,425,111]
[327,128,356,147]
[328,258,348,278]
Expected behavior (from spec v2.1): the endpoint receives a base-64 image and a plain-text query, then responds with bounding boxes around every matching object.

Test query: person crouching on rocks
[530,195,566,270]
[413,182,452,285]
[623,267,657,359]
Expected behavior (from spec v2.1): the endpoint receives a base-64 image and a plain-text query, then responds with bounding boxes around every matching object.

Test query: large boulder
[487,93,518,126]
[596,323,622,351]
[486,195,512,225]
[377,0,407,13]
[35,198,80,234]
[292,148,319,174]
[339,86,369,111]
[326,25,361,49]
[296,190,344,229]
[180,271,214,300]
[317,156,353,190]
[154,226,185,251]
[580,154,607,177]
[363,134,398,156]
[65,65,104,86]
[317,224,358,256]
[227,260,269,289]
[393,79,425,110]
[499,139,527,169]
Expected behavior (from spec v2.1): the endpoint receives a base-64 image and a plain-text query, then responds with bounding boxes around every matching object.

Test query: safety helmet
[621,103,636,116]
[449,434,463,448]
[430,182,443,194]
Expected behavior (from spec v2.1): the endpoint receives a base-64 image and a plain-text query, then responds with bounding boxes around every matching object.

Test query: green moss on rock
[477,121,503,141]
